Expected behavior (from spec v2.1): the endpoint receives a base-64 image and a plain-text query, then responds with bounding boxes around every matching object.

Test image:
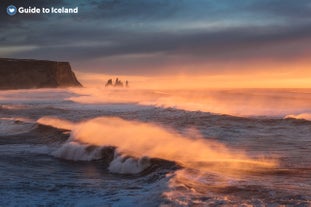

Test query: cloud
[247,0,311,20]
[0,0,67,26]
[1,0,311,75]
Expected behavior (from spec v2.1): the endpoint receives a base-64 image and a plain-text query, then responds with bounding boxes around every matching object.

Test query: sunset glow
[1,1,311,206]
[1,1,310,88]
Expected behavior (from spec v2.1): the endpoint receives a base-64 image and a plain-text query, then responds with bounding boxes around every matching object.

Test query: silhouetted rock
[114,78,123,87]
[0,58,82,90]
[105,77,129,88]
[105,79,113,87]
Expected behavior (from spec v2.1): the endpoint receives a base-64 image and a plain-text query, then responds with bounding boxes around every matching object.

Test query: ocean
[0,88,310,206]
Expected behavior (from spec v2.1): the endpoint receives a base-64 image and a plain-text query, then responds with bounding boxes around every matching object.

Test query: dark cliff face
[0,58,82,90]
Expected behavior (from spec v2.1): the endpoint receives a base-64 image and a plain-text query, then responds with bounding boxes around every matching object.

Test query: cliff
[0,58,82,90]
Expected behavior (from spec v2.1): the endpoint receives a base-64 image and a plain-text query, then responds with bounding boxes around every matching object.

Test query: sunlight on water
[1,88,311,206]
[68,87,311,117]
[38,116,277,176]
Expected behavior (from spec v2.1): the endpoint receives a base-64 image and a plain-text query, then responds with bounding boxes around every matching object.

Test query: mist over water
[67,87,311,118]
[2,87,311,118]
[1,88,311,206]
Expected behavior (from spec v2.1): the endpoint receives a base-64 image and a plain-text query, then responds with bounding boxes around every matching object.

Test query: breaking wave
[284,113,311,121]
[38,116,277,175]
[68,88,311,117]
[37,116,75,130]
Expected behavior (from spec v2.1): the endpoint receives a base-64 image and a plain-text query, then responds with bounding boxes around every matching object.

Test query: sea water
[0,88,310,206]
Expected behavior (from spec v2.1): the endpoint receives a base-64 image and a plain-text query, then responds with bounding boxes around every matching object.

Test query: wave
[38,116,277,175]
[0,117,36,136]
[3,88,311,118]
[108,154,151,174]
[52,141,112,161]
[68,88,311,118]
[51,140,166,174]
[0,104,28,110]
[284,113,311,121]
[37,116,75,130]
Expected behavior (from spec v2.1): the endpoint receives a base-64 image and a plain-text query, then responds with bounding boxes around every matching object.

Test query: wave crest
[43,116,277,175]
[108,155,151,174]
[284,113,311,121]
[37,116,74,130]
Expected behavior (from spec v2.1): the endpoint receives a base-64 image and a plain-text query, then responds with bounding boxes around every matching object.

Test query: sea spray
[284,113,311,121]
[38,116,277,175]
[68,88,311,117]
[37,116,75,130]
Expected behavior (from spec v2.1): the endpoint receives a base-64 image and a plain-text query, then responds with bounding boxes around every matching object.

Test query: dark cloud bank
[1,0,311,74]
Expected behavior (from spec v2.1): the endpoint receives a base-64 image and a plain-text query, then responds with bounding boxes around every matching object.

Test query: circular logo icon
[7,5,17,16]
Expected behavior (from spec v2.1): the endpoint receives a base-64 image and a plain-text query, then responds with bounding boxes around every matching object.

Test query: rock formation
[105,78,129,88]
[0,58,82,90]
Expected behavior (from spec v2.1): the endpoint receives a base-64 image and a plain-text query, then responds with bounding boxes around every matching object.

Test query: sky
[1,0,311,88]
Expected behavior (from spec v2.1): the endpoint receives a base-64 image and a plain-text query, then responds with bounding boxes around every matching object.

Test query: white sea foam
[51,141,103,161]
[108,154,151,174]
[51,139,150,174]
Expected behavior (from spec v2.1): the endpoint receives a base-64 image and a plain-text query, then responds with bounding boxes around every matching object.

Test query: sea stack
[0,58,82,90]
